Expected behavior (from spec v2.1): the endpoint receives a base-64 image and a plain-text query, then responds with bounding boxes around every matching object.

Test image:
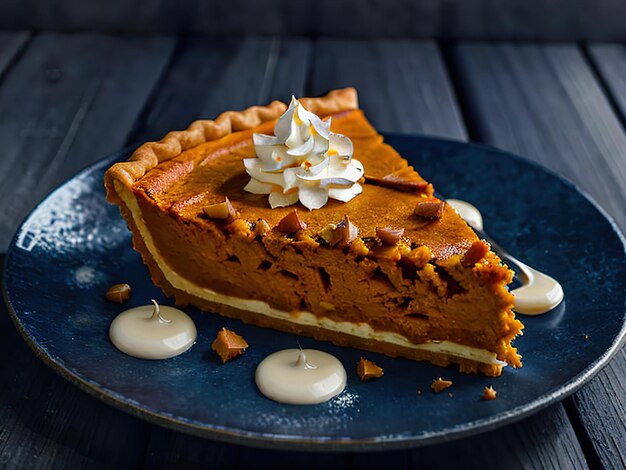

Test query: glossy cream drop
[109,300,197,359]
[447,199,564,315]
[255,349,347,404]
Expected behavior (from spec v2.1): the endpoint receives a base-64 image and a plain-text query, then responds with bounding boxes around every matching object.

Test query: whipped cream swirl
[243,97,364,210]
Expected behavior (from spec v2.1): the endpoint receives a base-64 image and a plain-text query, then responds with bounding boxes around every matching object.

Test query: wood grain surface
[0,33,624,468]
[449,41,626,470]
[589,44,626,126]
[310,39,467,140]
[0,33,175,251]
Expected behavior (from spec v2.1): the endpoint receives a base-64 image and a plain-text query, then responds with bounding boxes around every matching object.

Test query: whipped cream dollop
[243,97,364,210]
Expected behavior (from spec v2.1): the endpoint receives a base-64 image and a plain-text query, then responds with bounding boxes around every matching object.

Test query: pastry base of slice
[115,180,506,376]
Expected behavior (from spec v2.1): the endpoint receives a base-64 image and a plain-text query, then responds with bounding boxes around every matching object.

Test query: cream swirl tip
[243,96,364,210]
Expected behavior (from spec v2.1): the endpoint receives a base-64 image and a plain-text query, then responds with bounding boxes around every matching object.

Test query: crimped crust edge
[104,88,359,203]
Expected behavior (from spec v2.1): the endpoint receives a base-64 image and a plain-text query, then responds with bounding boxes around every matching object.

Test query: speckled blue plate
[3,135,625,451]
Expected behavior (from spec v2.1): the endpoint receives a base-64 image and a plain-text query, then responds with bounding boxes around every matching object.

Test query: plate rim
[3,134,625,452]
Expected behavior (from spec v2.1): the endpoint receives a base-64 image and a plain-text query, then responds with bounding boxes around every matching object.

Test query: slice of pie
[105,88,523,377]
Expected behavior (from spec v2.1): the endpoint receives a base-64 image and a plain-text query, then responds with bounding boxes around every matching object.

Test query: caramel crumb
[483,386,497,401]
[431,377,453,393]
[364,174,428,192]
[330,215,359,246]
[370,244,401,262]
[203,197,236,221]
[403,245,433,269]
[417,389,422,395]
[254,218,271,237]
[583,334,589,340]
[414,198,445,219]
[376,227,405,246]
[356,357,384,381]
[211,328,248,363]
[274,210,307,235]
[349,237,370,257]
[105,283,131,303]
[462,240,491,267]
[224,218,251,235]
[316,223,336,244]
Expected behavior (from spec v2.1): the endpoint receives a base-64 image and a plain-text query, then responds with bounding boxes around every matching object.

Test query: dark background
[0,0,625,41]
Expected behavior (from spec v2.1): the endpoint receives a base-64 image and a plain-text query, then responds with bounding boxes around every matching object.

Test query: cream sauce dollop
[255,348,347,404]
[447,199,564,315]
[109,300,197,359]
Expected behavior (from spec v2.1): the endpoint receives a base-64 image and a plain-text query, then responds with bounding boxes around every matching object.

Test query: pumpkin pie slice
[104,88,522,376]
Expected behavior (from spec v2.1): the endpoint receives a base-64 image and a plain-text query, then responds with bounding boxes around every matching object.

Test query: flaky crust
[104,88,359,204]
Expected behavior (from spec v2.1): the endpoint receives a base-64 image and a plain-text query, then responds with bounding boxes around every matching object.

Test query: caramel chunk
[370,244,402,262]
[253,218,271,237]
[348,237,370,257]
[403,245,433,269]
[105,283,131,303]
[482,386,497,401]
[274,210,307,235]
[211,328,248,363]
[330,216,358,246]
[356,357,384,381]
[414,198,445,219]
[376,227,405,246]
[225,218,251,235]
[203,197,236,221]
[463,240,490,267]
[431,377,453,393]
[365,174,429,192]
[316,223,337,244]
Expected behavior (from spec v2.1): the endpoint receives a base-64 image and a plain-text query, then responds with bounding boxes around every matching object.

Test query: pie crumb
[356,357,384,381]
[482,386,497,401]
[105,283,131,303]
[431,377,453,393]
[212,328,248,363]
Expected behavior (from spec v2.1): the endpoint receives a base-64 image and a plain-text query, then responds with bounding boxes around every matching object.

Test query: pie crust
[105,88,523,377]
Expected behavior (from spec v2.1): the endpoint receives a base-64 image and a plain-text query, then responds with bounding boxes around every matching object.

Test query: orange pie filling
[106,89,523,377]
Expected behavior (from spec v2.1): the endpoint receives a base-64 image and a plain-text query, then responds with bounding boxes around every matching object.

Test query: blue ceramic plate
[3,135,625,451]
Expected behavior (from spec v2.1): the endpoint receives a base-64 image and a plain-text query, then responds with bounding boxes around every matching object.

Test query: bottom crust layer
[116,182,504,377]
[175,289,503,377]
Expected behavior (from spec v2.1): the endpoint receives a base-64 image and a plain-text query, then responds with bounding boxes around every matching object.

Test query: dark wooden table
[0,32,624,468]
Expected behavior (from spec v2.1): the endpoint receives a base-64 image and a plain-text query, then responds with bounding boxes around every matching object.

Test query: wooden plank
[0,256,150,468]
[588,44,626,125]
[1,1,626,41]
[580,45,626,469]
[141,404,587,469]
[129,37,310,144]
[0,32,175,468]
[565,350,626,469]
[405,405,586,469]
[0,32,176,251]
[311,39,467,139]
[450,42,626,470]
[0,31,30,79]
[450,43,626,230]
